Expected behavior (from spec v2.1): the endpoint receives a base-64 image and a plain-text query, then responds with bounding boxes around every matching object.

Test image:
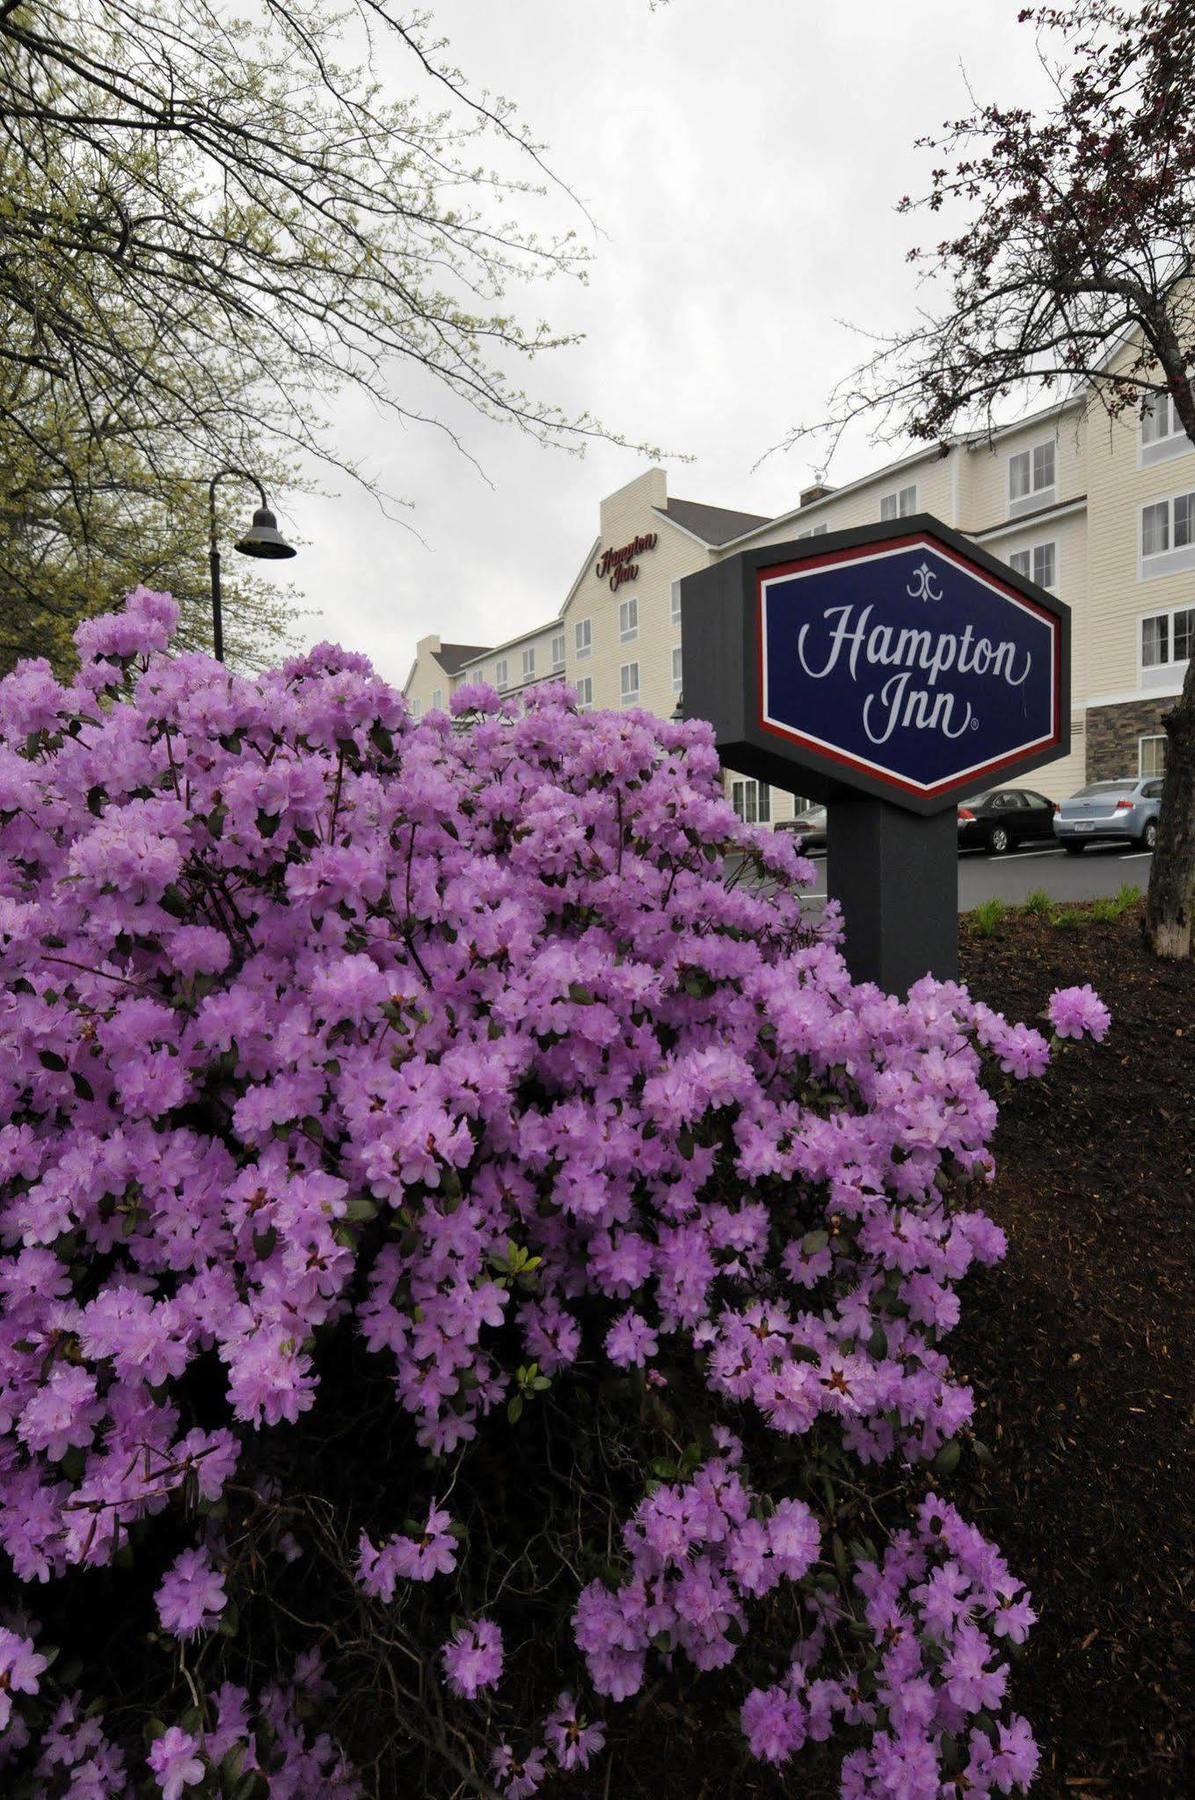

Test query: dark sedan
[957,787,1057,854]
[776,805,827,851]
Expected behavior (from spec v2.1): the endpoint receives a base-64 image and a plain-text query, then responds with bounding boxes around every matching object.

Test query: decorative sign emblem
[758,533,1062,800]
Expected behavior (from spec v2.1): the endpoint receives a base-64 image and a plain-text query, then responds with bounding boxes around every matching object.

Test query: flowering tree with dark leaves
[782,0,1195,959]
[0,588,1108,1796]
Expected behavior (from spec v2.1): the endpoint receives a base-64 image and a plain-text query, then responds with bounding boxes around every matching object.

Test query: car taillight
[1052,802,1060,813]
[958,808,975,822]
[1115,798,1134,810]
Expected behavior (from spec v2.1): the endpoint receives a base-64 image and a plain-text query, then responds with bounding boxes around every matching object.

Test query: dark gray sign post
[680,516,1070,993]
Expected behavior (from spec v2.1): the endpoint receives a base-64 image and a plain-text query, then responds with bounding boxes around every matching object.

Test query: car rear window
[1074,782,1134,797]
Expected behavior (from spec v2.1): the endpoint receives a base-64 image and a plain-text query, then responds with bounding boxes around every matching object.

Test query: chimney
[799,483,835,508]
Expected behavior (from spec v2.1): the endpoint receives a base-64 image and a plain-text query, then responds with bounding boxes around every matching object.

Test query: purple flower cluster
[441,1618,504,1699]
[1047,982,1111,1043]
[357,1501,459,1598]
[739,1490,1038,1794]
[0,590,1103,1789]
[574,1437,818,1698]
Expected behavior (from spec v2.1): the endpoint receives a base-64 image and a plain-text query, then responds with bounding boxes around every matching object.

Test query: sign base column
[826,798,959,993]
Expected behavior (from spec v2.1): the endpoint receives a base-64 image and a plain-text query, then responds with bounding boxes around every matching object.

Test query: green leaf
[86,784,107,817]
[38,1049,68,1072]
[801,1229,830,1255]
[342,1197,378,1223]
[252,1226,277,1260]
[506,1393,524,1424]
[71,1071,94,1101]
[868,1323,888,1360]
[160,884,190,918]
[567,982,594,1005]
[933,1438,962,1476]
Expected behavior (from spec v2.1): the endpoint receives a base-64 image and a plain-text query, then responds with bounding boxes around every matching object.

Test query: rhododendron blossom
[0,588,1105,1792]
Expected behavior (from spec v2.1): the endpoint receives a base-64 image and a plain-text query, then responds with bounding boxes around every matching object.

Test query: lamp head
[234,507,296,561]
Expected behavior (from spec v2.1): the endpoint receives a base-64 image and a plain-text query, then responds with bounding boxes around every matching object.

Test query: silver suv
[1053,777,1163,853]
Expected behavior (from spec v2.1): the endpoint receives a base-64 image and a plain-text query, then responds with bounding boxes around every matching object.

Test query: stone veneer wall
[1085,698,1175,779]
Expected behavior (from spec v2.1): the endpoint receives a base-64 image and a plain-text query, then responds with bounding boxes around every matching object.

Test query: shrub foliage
[0,592,1108,1796]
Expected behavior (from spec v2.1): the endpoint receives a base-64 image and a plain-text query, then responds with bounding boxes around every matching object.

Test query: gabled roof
[434,642,491,676]
[658,497,771,545]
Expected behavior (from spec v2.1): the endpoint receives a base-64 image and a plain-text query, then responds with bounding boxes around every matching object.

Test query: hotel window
[1140,491,1195,580]
[522,647,536,680]
[671,579,683,626]
[575,618,592,659]
[431,688,443,711]
[410,697,421,719]
[495,659,509,690]
[672,645,683,693]
[731,778,771,825]
[1139,734,1167,776]
[879,484,916,521]
[1141,387,1194,464]
[1008,441,1055,511]
[576,675,593,710]
[1009,542,1056,589]
[797,522,829,538]
[619,597,638,641]
[1141,605,1194,669]
[551,632,566,672]
[619,662,640,707]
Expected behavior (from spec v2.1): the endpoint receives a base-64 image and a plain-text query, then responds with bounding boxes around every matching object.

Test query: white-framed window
[1009,542,1056,589]
[1140,388,1193,466]
[575,618,592,659]
[409,697,422,719]
[671,579,683,626]
[797,522,829,538]
[619,662,639,707]
[1139,733,1167,776]
[1140,490,1195,577]
[1141,604,1194,671]
[618,597,638,641]
[1008,441,1056,513]
[672,645,683,694]
[879,484,916,522]
[731,778,771,825]
[495,659,508,690]
[551,632,566,672]
[521,647,536,680]
[431,688,443,711]
[575,675,593,710]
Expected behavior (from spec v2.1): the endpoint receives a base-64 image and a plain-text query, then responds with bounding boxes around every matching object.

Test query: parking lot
[796,840,1153,911]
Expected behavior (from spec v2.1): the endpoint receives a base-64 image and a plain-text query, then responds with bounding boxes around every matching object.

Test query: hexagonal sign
[681,517,1070,816]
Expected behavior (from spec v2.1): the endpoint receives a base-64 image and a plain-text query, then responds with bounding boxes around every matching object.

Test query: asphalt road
[797,840,1153,911]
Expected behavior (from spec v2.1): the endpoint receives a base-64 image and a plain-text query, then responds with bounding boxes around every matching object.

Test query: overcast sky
[282,1,1057,687]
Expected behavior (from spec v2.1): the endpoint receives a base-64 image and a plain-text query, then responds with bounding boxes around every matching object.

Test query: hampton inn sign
[595,530,658,592]
[681,516,1070,990]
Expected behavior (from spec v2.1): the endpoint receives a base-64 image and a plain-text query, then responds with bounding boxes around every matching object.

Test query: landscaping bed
[955,898,1195,1800]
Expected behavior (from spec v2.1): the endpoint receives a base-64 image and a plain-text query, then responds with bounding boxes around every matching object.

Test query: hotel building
[404,379,1191,823]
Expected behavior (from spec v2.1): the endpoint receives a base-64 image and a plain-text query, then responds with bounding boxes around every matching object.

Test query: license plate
[1074,822,1095,832]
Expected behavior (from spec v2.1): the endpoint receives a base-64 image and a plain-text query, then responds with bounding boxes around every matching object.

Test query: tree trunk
[1143,649,1195,957]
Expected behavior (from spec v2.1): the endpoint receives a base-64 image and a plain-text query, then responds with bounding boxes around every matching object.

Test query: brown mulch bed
[955,901,1195,1800]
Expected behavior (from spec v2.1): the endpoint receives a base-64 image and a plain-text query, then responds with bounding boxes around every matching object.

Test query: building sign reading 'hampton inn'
[680,518,1070,816]
[595,531,657,592]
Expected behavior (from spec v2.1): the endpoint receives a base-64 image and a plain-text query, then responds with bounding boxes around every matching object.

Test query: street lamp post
[208,469,297,662]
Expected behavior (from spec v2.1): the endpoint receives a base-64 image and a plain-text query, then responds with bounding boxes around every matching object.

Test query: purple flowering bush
[0,589,1109,1797]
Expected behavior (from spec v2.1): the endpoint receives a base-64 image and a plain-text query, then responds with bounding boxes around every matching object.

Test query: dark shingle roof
[660,497,771,546]
[434,642,491,676]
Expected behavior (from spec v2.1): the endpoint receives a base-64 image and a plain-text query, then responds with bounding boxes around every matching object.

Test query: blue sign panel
[758,533,1062,799]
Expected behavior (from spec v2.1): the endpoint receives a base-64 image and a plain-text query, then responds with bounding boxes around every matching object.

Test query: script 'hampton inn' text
[794,602,1035,747]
